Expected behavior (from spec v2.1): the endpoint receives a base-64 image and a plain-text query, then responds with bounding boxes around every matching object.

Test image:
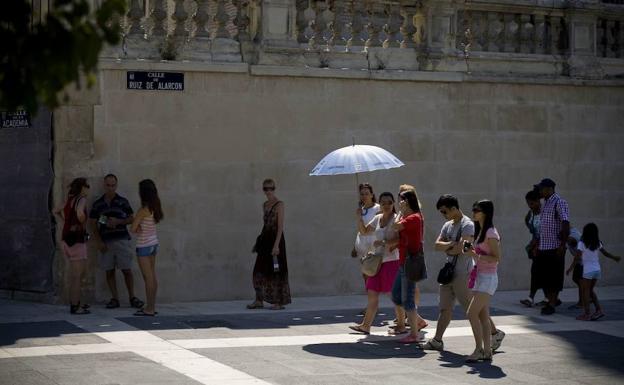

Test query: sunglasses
[263,187,275,192]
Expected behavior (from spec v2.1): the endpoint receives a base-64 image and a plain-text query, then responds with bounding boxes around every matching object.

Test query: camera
[463,240,473,252]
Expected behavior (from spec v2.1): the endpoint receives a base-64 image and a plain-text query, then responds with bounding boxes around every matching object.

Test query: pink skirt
[62,241,88,261]
[366,260,400,293]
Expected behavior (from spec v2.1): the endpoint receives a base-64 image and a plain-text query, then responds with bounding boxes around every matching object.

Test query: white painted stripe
[3,343,125,358]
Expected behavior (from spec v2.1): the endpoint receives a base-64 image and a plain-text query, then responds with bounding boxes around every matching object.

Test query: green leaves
[0,0,127,115]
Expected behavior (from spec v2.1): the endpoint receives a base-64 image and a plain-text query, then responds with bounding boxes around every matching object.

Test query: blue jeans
[391,266,416,311]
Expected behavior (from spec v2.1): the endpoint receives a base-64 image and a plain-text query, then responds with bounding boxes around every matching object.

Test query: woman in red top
[54,177,91,314]
[389,189,428,343]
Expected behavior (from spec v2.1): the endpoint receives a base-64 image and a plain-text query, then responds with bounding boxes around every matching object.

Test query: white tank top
[136,213,158,247]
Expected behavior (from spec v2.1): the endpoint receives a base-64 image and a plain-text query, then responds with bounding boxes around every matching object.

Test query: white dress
[354,203,380,257]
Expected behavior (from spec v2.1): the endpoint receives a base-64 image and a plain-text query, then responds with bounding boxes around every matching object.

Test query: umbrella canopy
[309,144,404,176]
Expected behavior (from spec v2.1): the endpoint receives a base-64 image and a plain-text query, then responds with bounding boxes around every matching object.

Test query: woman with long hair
[349,192,401,334]
[465,200,501,362]
[55,177,91,314]
[390,189,428,343]
[248,179,291,310]
[131,179,163,316]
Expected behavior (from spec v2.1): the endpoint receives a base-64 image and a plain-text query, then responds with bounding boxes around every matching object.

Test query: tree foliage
[0,0,126,114]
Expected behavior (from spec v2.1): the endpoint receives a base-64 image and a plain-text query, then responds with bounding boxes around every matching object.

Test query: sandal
[70,303,91,315]
[246,301,264,309]
[130,297,145,309]
[416,320,429,331]
[348,325,370,335]
[398,334,422,344]
[105,298,120,309]
[388,328,408,335]
[133,309,156,316]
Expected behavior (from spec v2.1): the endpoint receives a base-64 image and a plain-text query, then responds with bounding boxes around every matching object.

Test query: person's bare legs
[358,290,380,331]
[69,259,86,305]
[121,269,136,299]
[394,305,406,331]
[433,308,452,341]
[106,269,118,300]
[137,255,157,314]
[406,309,425,338]
[589,279,601,312]
[480,305,492,358]
[467,292,490,354]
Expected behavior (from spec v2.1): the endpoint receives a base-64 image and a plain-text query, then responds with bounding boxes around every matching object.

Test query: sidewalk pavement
[1,287,624,385]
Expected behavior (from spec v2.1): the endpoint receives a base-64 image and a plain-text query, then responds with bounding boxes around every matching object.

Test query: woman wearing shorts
[131,179,163,316]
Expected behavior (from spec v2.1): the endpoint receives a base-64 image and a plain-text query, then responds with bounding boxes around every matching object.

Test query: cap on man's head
[535,178,556,189]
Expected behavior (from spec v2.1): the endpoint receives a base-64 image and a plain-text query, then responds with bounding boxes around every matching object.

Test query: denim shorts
[582,270,601,280]
[473,273,498,296]
[391,266,416,311]
[136,244,158,257]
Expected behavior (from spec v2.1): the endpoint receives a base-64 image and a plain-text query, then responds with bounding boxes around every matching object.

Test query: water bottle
[272,255,280,272]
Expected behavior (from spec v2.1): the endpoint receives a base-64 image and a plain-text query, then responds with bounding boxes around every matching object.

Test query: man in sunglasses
[422,194,505,352]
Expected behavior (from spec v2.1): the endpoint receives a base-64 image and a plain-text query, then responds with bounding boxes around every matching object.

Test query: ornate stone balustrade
[102,0,624,80]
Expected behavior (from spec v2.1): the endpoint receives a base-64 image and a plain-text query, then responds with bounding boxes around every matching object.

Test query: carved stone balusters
[520,14,534,54]
[172,0,188,39]
[212,0,241,62]
[215,0,230,39]
[303,1,318,49]
[194,0,211,39]
[233,0,251,42]
[347,0,365,51]
[470,11,485,52]
[619,21,624,58]
[382,3,401,48]
[487,12,503,52]
[550,16,563,55]
[182,0,211,61]
[319,2,334,51]
[150,0,168,38]
[534,14,546,54]
[127,0,145,37]
[399,2,416,49]
[330,0,349,50]
[364,1,384,49]
[296,0,308,43]
[606,20,617,58]
[504,13,519,53]
[412,6,426,49]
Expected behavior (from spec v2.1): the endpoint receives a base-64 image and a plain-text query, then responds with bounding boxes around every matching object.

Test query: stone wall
[53,60,624,303]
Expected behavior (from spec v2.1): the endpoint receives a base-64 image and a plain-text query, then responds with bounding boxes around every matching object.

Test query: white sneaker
[422,338,444,351]
[491,329,505,351]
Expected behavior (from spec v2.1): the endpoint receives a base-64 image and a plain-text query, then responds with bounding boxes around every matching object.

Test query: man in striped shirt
[534,178,570,315]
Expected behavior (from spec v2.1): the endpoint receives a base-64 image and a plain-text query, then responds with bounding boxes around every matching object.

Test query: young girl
[131,179,163,316]
[566,223,620,321]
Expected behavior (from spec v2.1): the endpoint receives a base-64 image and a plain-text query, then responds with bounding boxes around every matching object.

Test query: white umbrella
[309,144,404,177]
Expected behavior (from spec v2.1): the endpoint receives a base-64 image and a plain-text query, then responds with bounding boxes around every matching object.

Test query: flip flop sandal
[133,309,157,316]
[348,325,370,335]
[417,321,429,331]
[106,298,120,309]
[398,334,422,344]
[246,302,264,309]
[130,297,145,309]
[388,328,408,335]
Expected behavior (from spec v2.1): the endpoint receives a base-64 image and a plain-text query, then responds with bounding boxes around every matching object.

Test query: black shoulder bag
[436,226,463,285]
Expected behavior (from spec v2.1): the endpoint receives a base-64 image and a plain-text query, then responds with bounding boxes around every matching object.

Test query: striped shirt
[136,213,158,247]
[538,193,569,250]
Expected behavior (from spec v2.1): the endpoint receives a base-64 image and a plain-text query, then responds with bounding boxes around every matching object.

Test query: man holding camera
[422,195,505,351]
[90,174,144,309]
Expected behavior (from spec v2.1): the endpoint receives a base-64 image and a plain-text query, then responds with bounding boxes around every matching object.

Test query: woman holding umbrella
[349,192,400,334]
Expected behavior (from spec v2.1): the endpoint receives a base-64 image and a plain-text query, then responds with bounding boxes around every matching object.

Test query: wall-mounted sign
[127,71,184,91]
[1,110,30,129]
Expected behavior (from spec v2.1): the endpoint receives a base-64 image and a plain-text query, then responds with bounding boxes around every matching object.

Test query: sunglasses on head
[263,186,275,192]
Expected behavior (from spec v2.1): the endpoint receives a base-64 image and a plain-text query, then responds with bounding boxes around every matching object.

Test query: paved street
[1,287,624,385]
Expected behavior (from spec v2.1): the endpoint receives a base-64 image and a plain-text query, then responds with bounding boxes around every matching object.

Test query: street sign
[126,71,184,91]
[1,110,30,129]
